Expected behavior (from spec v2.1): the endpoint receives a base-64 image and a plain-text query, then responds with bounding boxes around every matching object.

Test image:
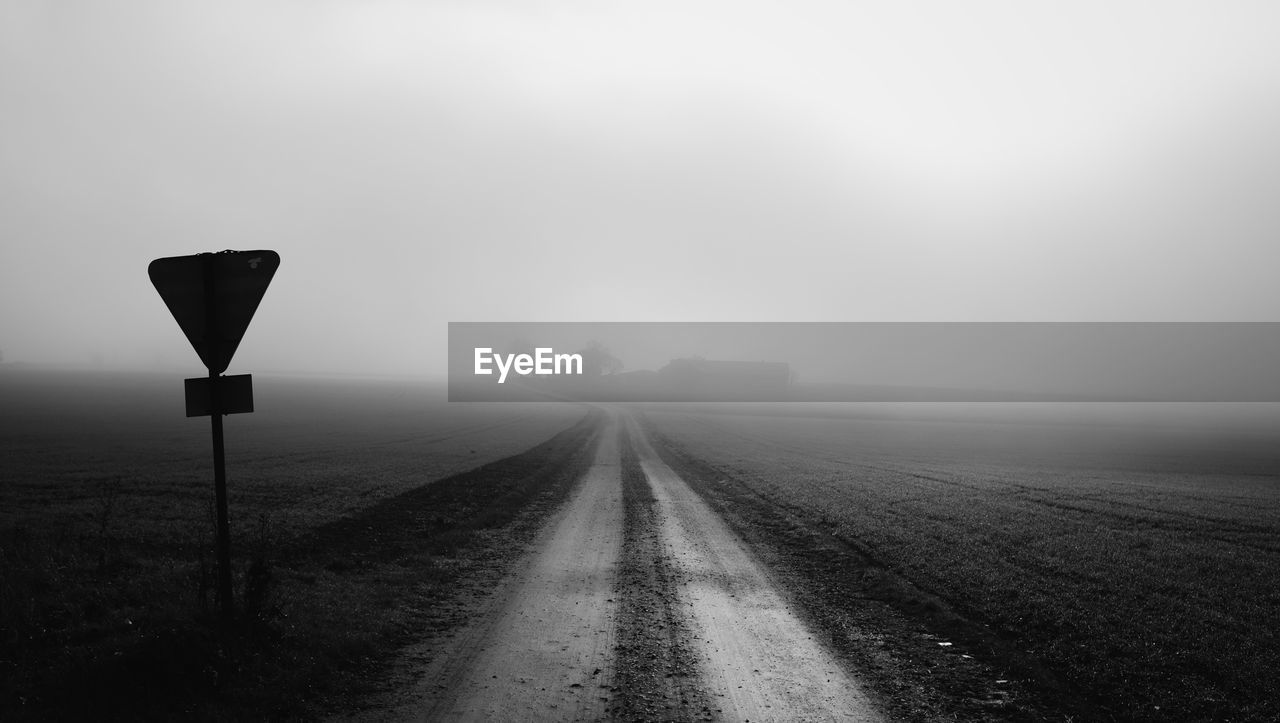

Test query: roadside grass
[1,368,595,719]
[639,404,1280,722]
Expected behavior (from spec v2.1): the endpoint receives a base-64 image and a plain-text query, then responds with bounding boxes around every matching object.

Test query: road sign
[149,249,280,619]
[185,374,254,417]
[148,250,280,374]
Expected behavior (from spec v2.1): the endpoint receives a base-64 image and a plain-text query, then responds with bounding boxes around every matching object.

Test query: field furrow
[640,402,1280,721]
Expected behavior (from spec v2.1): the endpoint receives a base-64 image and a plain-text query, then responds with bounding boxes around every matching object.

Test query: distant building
[657,358,790,399]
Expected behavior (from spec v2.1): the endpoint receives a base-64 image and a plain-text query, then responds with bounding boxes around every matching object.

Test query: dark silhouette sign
[185,374,254,417]
[148,249,280,619]
[149,250,280,374]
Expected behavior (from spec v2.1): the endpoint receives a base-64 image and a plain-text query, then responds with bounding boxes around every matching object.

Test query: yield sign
[148,250,280,374]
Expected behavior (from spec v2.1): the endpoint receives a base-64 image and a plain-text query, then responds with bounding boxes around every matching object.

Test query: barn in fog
[658,358,791,400]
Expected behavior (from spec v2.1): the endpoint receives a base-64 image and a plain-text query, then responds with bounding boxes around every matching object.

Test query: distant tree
[576,340,623,376]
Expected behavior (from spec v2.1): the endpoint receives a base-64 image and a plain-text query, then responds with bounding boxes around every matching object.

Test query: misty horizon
[446,322,1280,402]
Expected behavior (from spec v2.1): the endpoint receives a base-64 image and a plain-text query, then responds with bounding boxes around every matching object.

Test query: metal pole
[204,255,234,619]
[210,373,233,619]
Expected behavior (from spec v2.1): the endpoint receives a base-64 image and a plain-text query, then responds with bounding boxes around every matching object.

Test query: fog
[4,2,1280,377]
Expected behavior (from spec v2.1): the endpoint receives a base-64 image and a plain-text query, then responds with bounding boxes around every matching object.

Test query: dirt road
[393,414,623,721]
[384,410,882,721]
[625,415,882,721]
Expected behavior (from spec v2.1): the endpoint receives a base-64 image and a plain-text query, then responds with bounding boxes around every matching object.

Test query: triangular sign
[148,250,280,374]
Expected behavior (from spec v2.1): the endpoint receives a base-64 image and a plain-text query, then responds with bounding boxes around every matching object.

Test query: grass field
[640,402,1280,721]
[0,368,584,534]
[0,366,590,718]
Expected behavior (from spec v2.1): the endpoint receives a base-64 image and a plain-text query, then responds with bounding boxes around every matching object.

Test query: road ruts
[625,414,884,722]
[610,424,715,720]
[414,413,624,721]
[377,409,884,722]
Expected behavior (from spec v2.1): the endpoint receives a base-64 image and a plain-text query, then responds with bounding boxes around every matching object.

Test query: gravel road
[625,414,882,722]
[386,410,882,721]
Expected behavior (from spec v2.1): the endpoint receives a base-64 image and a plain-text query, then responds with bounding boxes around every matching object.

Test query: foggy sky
[4,1,1280,377]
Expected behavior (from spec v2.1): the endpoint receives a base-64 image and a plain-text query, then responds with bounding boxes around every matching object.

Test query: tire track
[379,410,883,721]
[406,414,623,721]
[626,414,884,722]
[611,426,714,721]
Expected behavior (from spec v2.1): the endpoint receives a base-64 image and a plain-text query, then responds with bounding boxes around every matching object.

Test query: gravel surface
[375,408,886,721]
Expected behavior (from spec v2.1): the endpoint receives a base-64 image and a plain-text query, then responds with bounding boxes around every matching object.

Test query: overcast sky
[3,1,1280,376]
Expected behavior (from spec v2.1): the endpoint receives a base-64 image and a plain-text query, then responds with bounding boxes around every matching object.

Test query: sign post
[149,250,280,619]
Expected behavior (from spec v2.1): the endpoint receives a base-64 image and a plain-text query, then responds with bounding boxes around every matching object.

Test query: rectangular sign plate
[185,375,254,417]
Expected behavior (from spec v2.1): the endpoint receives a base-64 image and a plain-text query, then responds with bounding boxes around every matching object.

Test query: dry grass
[1,367,592,719]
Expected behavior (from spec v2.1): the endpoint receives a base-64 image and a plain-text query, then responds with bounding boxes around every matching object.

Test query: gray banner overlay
[448,323,1280,402]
